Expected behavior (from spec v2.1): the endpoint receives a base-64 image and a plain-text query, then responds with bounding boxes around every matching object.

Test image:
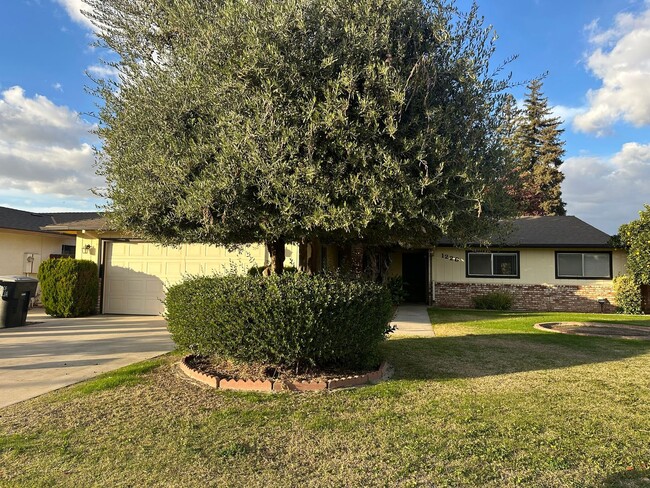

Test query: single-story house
[431,216,625,313]
[44,215,625,315]
[312,216,626,313]
[0,206,100,278]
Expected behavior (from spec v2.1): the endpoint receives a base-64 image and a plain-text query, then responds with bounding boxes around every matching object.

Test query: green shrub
[384,276,406,305]
[165,273,393,371]
[613,275,643,315]
[472,291,513,310]
[38,258,98,317]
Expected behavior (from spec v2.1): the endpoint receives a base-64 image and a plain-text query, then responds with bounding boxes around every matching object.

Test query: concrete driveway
[0,309,174,408]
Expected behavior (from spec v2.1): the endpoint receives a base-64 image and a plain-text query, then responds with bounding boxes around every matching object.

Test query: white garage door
[103,241,266,315]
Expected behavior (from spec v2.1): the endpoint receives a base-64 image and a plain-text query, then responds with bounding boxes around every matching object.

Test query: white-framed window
[466,251,519,278]
[556,252,611,279]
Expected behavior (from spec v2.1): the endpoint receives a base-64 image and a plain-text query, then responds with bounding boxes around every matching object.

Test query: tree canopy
[88,0,515,261]
[507,79,566,216]
[618,204,650,285]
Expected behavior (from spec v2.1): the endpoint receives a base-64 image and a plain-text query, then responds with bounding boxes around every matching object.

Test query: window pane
[584,253,610,278]
[493,254,517,276]
[557,253,583,277]
[468,254,491,275]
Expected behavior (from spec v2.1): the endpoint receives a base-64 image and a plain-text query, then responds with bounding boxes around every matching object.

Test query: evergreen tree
[511,79,566,216]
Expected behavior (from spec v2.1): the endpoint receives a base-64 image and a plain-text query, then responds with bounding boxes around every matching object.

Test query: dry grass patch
[1,310,649,487]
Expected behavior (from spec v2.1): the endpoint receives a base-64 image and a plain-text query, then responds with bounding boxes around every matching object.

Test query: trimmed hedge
[38,258,99,317]
[165,273,393,371]
[472,291,513,310]
[614,275,643,315]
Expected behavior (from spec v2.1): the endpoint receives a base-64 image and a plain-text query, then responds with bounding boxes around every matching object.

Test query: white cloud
[0,86,103,200]
[562,142,650,233]
[52,82,63,92]
[574,5,650,134]
[54,0,94,30]
[87,64,119,79]
[552,104,587,126]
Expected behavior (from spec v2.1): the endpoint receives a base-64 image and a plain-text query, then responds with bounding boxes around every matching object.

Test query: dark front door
[402,250,428,303]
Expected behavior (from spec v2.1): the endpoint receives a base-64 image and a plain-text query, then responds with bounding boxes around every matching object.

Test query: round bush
[472,291,513,310]
[38,258,98,317]
[165,273,393,371]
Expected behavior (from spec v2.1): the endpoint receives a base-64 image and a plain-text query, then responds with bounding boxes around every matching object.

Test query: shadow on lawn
[381,332,650,380]
[602,468,650,487]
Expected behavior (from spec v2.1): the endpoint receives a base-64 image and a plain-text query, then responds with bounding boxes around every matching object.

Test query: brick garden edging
[178,355,391,392]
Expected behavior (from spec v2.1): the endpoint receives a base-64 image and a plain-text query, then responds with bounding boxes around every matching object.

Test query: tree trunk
[267,238,286,275]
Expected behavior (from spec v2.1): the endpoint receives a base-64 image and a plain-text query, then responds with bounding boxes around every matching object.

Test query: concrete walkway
[0,309,174,408]
[390,304,435,337]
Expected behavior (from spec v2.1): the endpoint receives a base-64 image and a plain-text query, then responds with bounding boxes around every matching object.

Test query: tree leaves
[87,0,515,247]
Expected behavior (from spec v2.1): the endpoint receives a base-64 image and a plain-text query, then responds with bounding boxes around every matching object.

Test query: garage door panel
[103,241,267,315]
[127,244,145,256]
[145,280,165,293]
[126,280,147,294]
[185,262,211,275]
[186,245,204,257]
[146,244,165,257]
[164,262,183,276]
[145,262,163,274]
[165,246,184,258]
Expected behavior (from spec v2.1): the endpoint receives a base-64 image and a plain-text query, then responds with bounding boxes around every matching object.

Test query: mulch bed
[187,355,380,383]
[535,322,650,340]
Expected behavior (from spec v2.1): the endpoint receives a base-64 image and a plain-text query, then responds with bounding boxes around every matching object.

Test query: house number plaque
[440,253,462,262]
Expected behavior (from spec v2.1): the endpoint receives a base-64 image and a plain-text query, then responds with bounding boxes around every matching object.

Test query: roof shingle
[439,216,613,248]
[0,206,102,234]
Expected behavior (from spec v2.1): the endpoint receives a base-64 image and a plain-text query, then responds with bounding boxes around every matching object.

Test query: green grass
[56,358,166,400]
[1,310,649,487]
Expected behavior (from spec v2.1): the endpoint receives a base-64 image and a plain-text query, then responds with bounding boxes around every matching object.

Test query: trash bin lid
[0,275,39,283]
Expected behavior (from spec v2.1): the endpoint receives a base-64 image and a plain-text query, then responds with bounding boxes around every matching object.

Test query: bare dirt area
[535,322,650,340]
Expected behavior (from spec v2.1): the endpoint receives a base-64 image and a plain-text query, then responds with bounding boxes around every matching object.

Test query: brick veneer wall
[435,282,617,313]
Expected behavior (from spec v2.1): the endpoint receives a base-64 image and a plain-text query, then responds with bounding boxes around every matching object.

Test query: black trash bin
[0,276,39,328]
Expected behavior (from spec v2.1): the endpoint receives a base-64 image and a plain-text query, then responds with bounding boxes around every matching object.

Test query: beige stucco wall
[431,247,627,287]
[0,229,75,277]
[387,252,402,278]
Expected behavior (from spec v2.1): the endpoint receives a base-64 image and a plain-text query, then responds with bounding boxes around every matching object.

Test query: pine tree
[511,79,566,216]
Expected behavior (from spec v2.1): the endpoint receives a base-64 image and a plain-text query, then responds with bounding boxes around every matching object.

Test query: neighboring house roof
[0,206,102,234]
[42,216,108,232]
[438,216,614,249]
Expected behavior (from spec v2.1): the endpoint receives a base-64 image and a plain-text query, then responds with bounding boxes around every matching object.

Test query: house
[0,206,100,278]
[42,216,299,315]
[44,214,625,315]
[310,216,625,313]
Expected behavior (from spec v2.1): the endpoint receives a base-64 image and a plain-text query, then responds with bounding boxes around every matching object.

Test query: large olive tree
[87,0,515,273]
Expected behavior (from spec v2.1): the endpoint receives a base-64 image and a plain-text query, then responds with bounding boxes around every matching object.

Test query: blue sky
[0,0,649,234]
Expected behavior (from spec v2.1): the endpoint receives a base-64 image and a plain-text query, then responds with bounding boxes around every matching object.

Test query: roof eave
[435,243,616,249]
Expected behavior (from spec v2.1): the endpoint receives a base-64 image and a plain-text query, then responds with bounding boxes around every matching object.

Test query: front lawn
[1,310,649,487]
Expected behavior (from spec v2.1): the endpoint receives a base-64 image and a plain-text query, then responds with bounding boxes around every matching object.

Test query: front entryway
[402,250,428,303]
